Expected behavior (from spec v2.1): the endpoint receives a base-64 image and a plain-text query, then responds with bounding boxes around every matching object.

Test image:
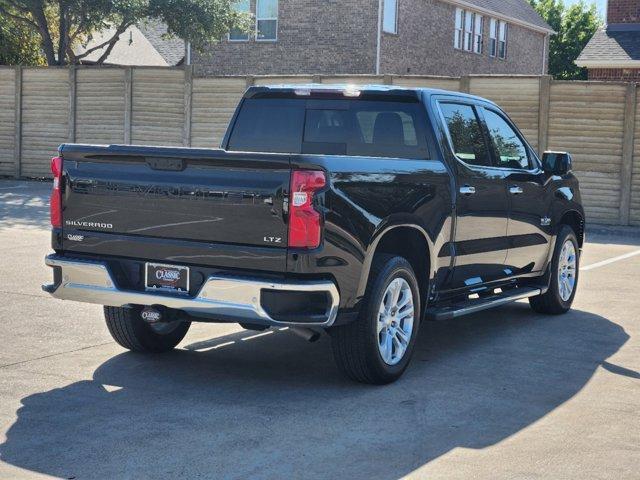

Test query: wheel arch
[356,224,434,307]
[558,210,585,248]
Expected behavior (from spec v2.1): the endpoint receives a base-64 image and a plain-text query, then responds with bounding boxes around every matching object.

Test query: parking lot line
[582,248,640,271]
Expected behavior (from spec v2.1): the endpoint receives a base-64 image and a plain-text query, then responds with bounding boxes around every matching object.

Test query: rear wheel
[529,225,579,315]
[104,306,191,352]
[330,255,421,385]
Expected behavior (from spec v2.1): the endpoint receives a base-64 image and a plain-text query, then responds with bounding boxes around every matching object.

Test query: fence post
[124,67,133,144]
[13,66,22,178]
[183,65,193,147]
[538,75,551,154]
[620,82,637,226]
[459,76,470,93]
[68,66,77,143]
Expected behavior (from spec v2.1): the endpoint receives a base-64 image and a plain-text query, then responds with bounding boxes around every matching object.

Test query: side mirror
[542,151,573,176]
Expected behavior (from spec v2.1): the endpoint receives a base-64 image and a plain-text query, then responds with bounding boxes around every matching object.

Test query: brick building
[576,0,640,81]
[192,0,553,76]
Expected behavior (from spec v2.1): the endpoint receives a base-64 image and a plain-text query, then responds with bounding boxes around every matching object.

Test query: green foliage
[0,15,44,65]
[529,0,602,79]
[0,0,250,65]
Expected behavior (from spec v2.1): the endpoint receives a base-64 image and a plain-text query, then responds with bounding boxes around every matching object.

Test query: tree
[0,15,45,65]
[0,0,250,66]
[529,0,602,80]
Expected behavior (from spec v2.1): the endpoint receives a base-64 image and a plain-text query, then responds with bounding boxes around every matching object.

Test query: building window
[464,11,474,51]
[256,0,278,41]
[229,0,250,41]
[473,14,483,54]
[489,18,498,57]
[383,0,398,34]
[498,21,508,59]
[454,8,464,49]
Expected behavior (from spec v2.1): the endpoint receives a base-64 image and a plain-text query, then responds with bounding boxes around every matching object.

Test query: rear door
[479,106,551,273]
[436,100,510,291]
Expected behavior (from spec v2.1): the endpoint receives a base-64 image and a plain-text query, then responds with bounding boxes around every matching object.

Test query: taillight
[288,170,326,249]
[50,156,63,228]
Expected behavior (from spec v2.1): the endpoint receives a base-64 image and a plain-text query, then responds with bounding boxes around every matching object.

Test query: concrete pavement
[0,180,638,479]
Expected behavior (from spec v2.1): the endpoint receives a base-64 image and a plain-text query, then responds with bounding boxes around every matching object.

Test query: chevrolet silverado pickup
[43,84,585,384]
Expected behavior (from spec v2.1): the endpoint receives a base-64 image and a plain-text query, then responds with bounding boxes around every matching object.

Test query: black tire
[104,306,191,353]
[529,225,580,315]
[330,255,421,385]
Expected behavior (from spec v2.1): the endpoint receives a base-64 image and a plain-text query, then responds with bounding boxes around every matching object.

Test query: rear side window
[228,97,430,159]
[439,102,491,167]
[228,98,305,153]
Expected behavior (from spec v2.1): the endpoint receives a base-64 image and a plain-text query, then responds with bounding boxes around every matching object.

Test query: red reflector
[288,170,326,249]
[50,156,63,228]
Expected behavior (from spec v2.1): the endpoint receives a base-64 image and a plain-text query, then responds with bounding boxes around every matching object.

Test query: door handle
[459,185,476,196]
[509,186,524,195]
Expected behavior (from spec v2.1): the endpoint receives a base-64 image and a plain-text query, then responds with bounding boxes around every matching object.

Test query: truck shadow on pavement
[0,304,630,479]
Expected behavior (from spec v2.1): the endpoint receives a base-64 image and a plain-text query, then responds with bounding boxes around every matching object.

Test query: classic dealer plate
[145,262,190,293]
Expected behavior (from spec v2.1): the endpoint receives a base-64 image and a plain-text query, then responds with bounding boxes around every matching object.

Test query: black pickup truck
[43,84,584,384]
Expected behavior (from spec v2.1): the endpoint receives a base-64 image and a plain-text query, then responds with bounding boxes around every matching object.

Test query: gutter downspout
[541,33,547,75]
[185,41,192,65]
[376,0,383,75]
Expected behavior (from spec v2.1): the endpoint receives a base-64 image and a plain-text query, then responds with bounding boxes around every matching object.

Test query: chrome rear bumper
[43,255,340,327]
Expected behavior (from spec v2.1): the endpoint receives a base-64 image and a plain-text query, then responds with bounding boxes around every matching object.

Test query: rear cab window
[227,94,430,159]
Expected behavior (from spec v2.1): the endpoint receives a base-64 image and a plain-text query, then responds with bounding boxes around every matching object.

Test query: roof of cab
[244,83,496,105]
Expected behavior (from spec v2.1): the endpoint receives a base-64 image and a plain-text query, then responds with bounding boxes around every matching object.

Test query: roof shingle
[577,28,640,63]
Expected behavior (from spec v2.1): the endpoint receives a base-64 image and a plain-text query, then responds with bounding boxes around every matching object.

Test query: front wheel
[104,306,191,353]
[330,255,421,385]
[529,225,580,315]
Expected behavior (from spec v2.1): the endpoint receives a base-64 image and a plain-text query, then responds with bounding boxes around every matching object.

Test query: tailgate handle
[146,157,185,171]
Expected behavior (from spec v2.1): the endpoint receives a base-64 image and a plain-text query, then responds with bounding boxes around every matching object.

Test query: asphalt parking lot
[0,179,638,479]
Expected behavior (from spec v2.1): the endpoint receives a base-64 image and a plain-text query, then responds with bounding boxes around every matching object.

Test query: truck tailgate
[60,145,291,271]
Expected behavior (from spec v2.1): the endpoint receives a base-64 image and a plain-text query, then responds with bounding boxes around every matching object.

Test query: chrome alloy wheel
[377,278,415,366]
[558,240,577,301]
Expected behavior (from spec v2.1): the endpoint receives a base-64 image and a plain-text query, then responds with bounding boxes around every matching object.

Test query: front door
[479,107,552,274]
[437,101,510,291]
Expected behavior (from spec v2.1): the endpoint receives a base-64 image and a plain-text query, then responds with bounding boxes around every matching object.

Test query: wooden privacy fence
[1,65,639,226]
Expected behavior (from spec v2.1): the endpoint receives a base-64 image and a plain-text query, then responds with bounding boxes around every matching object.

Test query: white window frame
[473,14,483,54]
[498,20,508,59]
[464,10,474,51]
[454,8,464,49]
[256,0,278,42]
[383,0,398,34]
[228,0,250,42]
[489,18,498,57]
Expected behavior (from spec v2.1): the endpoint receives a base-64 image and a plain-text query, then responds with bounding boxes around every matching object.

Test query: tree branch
[94,22,131,64]
[0,4,38,30]
[73,21,130,62]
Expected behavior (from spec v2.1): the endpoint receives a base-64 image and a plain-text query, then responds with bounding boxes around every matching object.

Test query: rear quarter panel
[287,154,453,312]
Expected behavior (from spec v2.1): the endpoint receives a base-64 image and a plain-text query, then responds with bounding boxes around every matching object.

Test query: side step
[425,286,544,321]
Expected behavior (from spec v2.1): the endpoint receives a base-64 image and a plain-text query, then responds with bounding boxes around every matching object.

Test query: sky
[565,0,606,15]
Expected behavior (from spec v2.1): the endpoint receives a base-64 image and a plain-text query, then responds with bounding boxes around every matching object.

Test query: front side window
[229,0,250,41]
[383,0,398,34]
[439,103,491,167]
[489,18,498,57]
[257,0,278,41]
[473,14,483,54]
[454,8,464,49]
[483,109,529,169]
[498,21,508,59]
